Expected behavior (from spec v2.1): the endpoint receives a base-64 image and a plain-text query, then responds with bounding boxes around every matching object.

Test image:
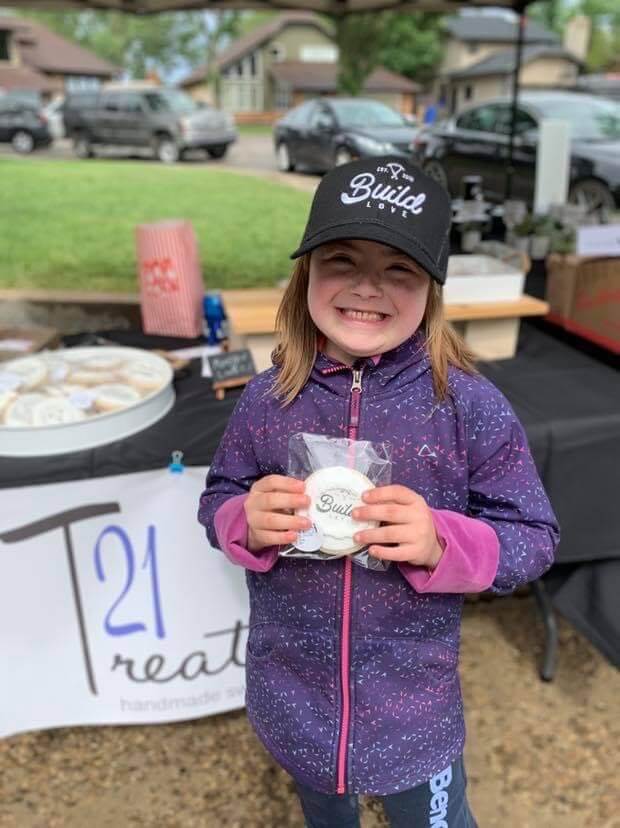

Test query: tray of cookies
[0,347,174,457]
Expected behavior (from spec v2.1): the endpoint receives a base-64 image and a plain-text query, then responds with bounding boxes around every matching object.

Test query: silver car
[64,87,238,163]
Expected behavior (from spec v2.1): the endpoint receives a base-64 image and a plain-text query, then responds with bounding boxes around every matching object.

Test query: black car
[274,97,419,173]
[413,91,620,212]
[63,87,237,163]
[0,96,52,154]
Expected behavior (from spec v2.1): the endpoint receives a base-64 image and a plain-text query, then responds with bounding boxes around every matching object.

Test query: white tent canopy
[0,0,535,16]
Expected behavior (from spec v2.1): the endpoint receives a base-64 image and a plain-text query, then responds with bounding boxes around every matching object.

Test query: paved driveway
[0,131,321,193]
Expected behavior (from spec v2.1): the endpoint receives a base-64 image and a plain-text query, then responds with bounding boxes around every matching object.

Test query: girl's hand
[245,475,311,552]
[352,485,444,569]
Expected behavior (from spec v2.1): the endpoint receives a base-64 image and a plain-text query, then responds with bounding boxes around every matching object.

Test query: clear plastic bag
[280,432,392,571]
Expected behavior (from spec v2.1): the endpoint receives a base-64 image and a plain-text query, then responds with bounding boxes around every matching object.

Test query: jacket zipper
[336,367,363,793]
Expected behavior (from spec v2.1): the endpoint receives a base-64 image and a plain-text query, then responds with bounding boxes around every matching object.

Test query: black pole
[505,2,527,200]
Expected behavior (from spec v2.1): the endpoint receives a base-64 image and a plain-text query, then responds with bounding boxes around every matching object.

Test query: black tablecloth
[1,324,618,666]
[479,322,620,668]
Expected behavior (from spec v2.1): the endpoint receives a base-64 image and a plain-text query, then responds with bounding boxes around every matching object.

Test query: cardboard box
[546,254,620,354]
[445,255,525,304]
[0,326,60,362]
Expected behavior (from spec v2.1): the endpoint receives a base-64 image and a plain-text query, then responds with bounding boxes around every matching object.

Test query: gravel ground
[1,594,618,828]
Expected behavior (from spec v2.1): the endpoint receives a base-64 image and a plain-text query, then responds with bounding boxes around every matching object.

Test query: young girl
[198,156,559,827]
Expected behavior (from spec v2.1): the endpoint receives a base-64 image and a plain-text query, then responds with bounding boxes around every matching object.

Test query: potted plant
[530,214,555,260]
[511,213,534,253]
[459,220,483,252]
[549,222,576,256]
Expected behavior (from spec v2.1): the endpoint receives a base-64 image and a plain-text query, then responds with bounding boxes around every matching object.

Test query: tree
[377,13,443,87]
[527,0,620,71]
[332,13,387,95]
[202,12,242,105]
[19,10,210,79]
[577,0,620,70]
[527,0,566,33]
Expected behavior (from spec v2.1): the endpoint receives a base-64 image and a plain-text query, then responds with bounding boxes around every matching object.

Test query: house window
[300,45,338,63]
[65,76,101,92]
[464,85,473,101]
[0,31,10,61]
[468,42,479,54]
[275,84,291,109]
[236,62,243,76]
[249,52,257,76]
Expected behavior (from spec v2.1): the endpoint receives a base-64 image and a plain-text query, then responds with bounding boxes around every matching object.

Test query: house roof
[0,15,119,76]
[444,13,559,45]
[0,64,56,93]
[180,12,333,86]
[270,61,420,93]
[445,44,582,79]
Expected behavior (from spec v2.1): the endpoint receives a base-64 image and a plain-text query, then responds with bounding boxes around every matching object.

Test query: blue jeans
[294,756,478,828]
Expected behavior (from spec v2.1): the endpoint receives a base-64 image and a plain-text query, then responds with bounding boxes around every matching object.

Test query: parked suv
[63,87,238,163]
[0,95,52,153]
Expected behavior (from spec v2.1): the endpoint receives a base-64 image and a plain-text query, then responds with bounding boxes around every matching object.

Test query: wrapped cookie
[282,432,392,571]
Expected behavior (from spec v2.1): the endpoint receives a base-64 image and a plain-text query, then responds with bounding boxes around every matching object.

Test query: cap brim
[290,223,445,285]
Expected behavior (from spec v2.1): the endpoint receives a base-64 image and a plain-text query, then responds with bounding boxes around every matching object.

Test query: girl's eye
[328,255,354,265]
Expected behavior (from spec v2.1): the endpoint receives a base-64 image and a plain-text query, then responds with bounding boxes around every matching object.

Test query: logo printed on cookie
[340,163,426,217]
[300,466,379,556]
[316,489,357,519]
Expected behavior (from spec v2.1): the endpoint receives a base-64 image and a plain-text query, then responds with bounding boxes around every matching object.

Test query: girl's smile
[308,239,430,365]
[336,307,391,325]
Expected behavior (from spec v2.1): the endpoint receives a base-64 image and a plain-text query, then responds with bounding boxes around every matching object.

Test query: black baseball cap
[291,156,452,285]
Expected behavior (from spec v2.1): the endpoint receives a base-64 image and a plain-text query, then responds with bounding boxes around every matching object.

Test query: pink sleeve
[213,494,279,573]
[398,509,499,593]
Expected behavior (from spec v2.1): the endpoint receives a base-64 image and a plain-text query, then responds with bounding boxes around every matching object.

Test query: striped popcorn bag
[136,219,204,338]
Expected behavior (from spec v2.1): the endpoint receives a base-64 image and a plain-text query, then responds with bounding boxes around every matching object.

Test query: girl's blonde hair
[272,254,476,405]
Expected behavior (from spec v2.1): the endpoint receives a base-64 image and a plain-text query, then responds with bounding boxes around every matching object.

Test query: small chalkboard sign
[208,349,256,399]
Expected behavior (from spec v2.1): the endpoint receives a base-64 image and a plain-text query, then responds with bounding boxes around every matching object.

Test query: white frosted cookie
[299,466,378,556]
[93,383,141,412]
[4,393,47,427]
[57,383,90,396]
[82,354,124,372]
[32,398,86,426]
[119,360,168,393]
[3,356,47,390]
[0,390,17,417]
[46,358,70,383]
[69,369,114,386]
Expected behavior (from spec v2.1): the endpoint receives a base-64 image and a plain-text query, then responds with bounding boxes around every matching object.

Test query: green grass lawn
[237,124,273,136]
[0,157,311,292]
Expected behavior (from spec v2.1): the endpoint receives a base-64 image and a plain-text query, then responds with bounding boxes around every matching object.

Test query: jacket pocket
[245,624,338,790]
[351,636,463,793]
[353,635,459,693]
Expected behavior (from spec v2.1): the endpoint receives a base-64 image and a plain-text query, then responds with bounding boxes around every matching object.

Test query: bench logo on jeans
[429,764,452,827]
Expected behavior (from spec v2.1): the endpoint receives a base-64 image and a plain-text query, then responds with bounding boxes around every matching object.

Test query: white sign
[0,467,249,739]
[534,119,570,214]
[577,224,620,258]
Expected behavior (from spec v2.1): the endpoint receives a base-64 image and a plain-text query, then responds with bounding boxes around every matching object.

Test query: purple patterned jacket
[198,333,559,796]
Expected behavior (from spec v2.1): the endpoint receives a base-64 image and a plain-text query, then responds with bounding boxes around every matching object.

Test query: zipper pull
[351,369,363,393]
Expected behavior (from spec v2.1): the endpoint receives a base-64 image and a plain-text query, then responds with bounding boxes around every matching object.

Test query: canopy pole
[504,1,527,200]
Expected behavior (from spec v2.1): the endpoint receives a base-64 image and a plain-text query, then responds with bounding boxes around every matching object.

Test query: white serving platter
[0,347,175,457]
[445,255,525,304]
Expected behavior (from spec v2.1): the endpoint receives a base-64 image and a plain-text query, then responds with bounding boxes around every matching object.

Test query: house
[180,12,419,121]
[0,15,119,101]
[436,12,584,114]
